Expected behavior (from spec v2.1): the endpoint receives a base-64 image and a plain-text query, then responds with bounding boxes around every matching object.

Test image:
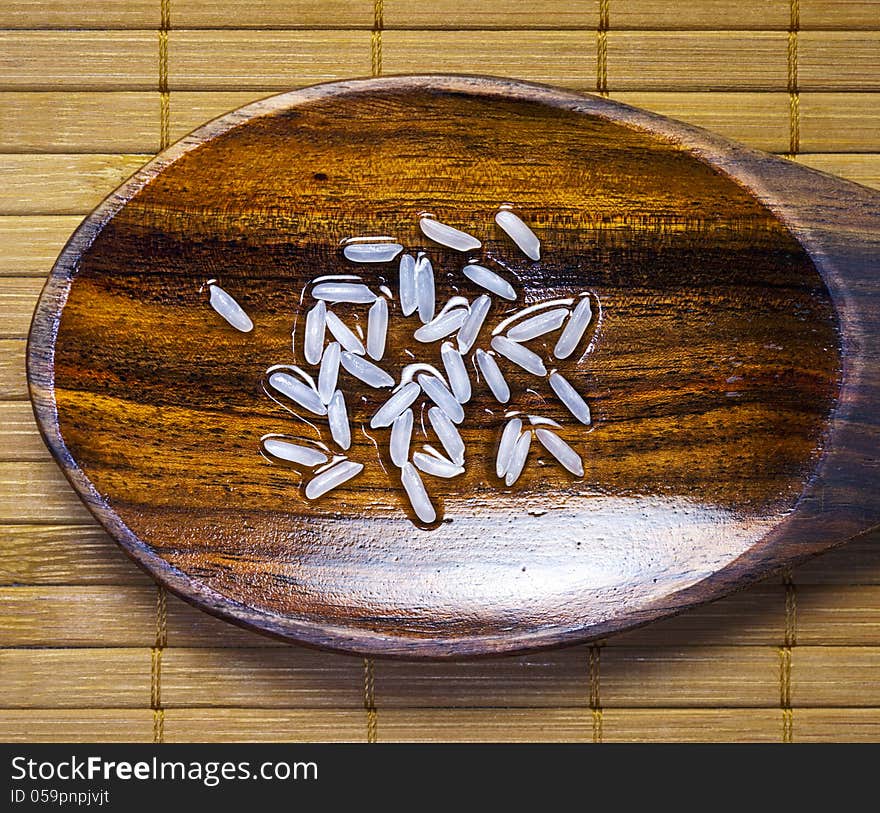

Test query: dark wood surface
[27,75,880,657]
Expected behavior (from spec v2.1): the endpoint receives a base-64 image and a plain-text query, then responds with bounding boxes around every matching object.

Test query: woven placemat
[1,0,879,742]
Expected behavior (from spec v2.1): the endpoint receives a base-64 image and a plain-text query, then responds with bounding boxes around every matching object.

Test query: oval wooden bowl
[28,76,880,658]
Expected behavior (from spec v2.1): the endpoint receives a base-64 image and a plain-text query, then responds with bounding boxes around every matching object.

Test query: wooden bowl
[28,76,880,657]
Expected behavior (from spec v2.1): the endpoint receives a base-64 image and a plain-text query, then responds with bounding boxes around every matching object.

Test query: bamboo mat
[2,0,879,744]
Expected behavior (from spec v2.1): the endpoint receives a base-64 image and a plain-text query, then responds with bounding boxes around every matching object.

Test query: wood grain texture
[0,217,85,276]
[168,31,371,90]
[0,709,153,743]
[0,525,153,585]
[163,708,366,742]
[796,153,880,190]
[0,649,150,708]
[0,154,150,215]
[382,31,598,88]
[800,32,880,90]
[799,93,880,153]
[799,1,880,29]
[0,92,162,154]
[611,92,791,153]
[26,76,880,657]
[1,277,45,337]
[2,2,159,29]
[606,32,789,90]
[0,32,157,91]
[0,339,27,399]
[0,401,55,461]
[173,1,372,29]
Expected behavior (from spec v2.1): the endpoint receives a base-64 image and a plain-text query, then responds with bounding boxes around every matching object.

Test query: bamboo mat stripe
[1,0,879,743]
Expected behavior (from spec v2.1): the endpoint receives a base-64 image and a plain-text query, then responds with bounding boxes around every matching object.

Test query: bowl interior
[48,82,840,652]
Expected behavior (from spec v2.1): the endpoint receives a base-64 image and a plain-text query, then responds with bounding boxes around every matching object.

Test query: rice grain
[401,462,436,523]
[415,253,436,324]
[342,242,403,263]
[549,371,591,425]
[535,428,584,476]
[428,406,465,466]
[463,264,516,300]
[418,373,465,424]
[440,341,471,403]
[303,300,326,365]
[419,216,481,252]
[208,283,253,332]
[490,335,547,376]
[414,308,469,343]
[399,254,417,316]
[311,282,376,304]
[263,438,328,467]
[390,409,414,467]
[413,451,464,479]
[370,381,421,428]
[367,297,388,360]
[325,310,366,355]
[317,341,340,404]
[507,308,568,341]
[339,351,394,388]
[504,430,531,486]
[554,296,593,359]
[268,372,327,416]
[328,389,351,450]
[494,209,540,260]
[475,349,511,403]
[305,459,364,499]
[495,417,523,478]
[457,294,491,354]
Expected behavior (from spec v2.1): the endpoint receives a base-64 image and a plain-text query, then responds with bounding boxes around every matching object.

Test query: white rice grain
[305,459,364,499]
[475,349,510,403]
[554,296,593,359]
[325,310,366,355]
[401,462,436,523]
[328,389,351,450]
[340,351,394,388]
[263,438,328,467]
[370,381,421,428]
[208,283,253,332]
[463,264,516,301]
[419,216,481,252]
[367,297,388,360]
[440,341,471,403]
[507,308,568,341]
[495,417,523,478]
[428,406,465,466]
[268,372,327,416]
[504,430,531,486]
[413,308,469,343]
[390,409,413,467]
[413,451,464,479]
[418,373,465,424]
[490,335,547,376]
[494,209,540,260]
[549,371,591,425]
[342,241,403,263]
[535,428,584,476]
[303,300,326,365]
[415,253,436,324]
[457,294,491,354]
[317,341,340,404]
[399,254,417,316]
[311,282,377,304]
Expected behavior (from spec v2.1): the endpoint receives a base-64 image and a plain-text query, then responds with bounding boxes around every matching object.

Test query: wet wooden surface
[3,0,880,741]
